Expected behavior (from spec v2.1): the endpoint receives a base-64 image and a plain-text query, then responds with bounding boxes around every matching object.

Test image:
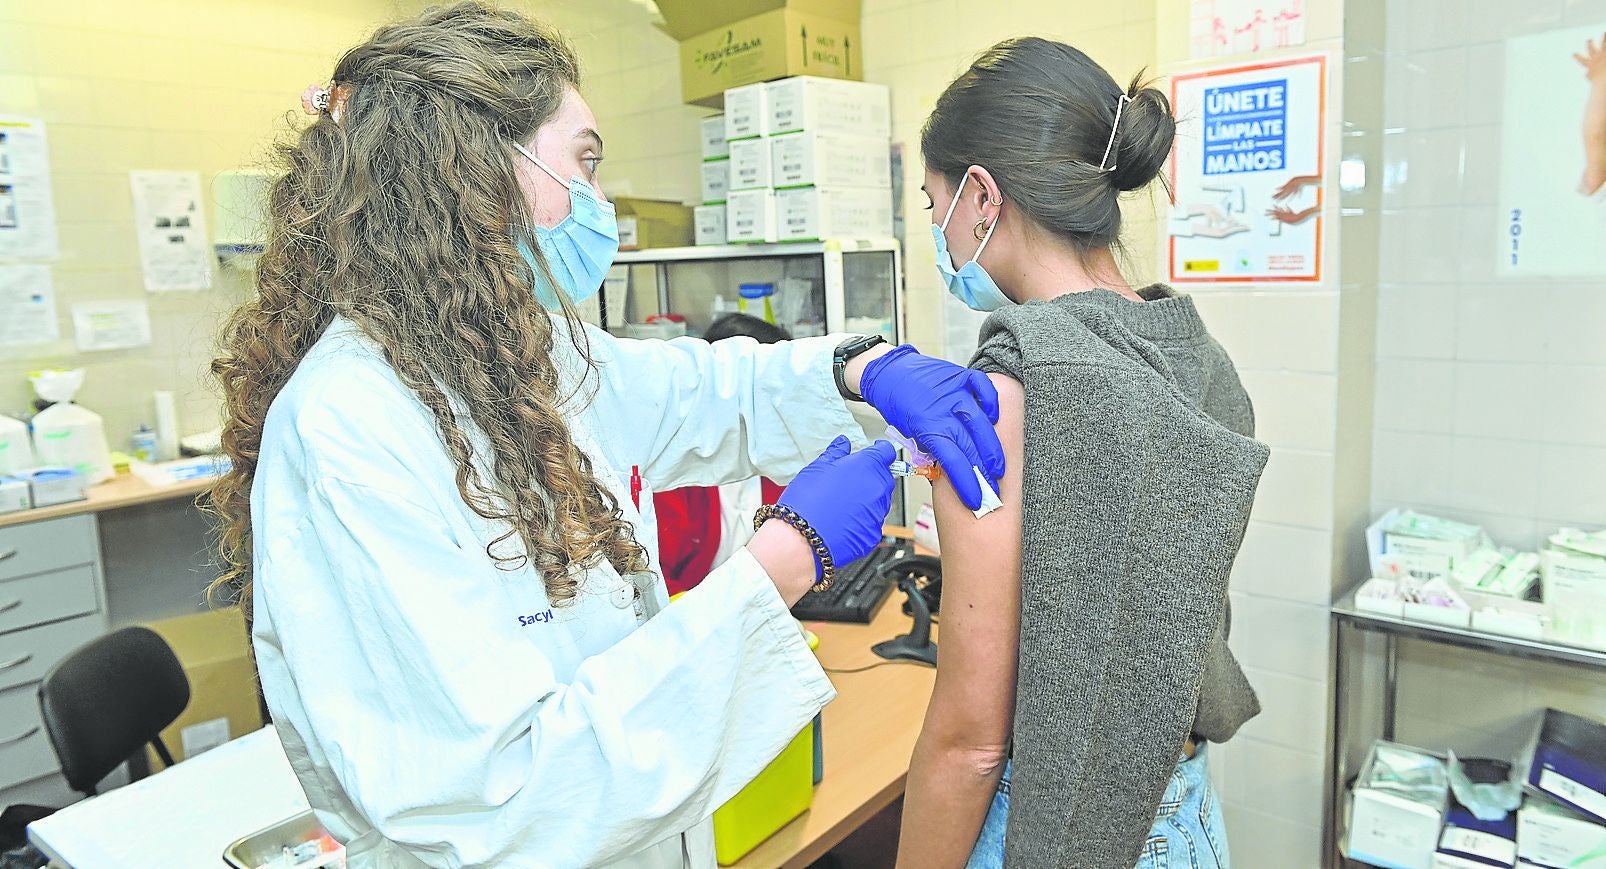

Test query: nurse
[208,3,1002,868]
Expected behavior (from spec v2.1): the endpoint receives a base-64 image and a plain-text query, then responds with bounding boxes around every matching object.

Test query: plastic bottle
[0,414,34,476]
[131,424,158,462]
[29,370,114,484]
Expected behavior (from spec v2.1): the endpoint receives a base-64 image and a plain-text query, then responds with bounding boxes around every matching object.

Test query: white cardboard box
[0,476,30,514]
[1542,548,1606,650]
[726,190,777,244]
[724,83,769,141]
[728,138,773,191]
[700,114,728,159]
[765,76,890,138]
[701,158,730,204]
[694,204,726,246]
[1517,799,1606,869]
[774,186,892,241]
[770,131,891,189]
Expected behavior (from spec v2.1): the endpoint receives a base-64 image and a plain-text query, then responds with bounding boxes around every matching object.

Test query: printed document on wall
[129,171,213,291]
[0,264,59,347]
[72,301,152,352]
[1190,0,1305,59]
[0,116,60,260]
[1167,54,1327,285]
[1498,24,1606,277]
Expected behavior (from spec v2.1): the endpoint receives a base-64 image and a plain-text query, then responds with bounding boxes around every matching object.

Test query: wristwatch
[832,334,888,402]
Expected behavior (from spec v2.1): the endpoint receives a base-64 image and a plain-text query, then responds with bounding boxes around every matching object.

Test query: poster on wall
[1167,54,1327,285]
[0,116,60,260]
[129,170,213,291]
[1190,0,1306,59]
[0,264,59,347]
[1498,24,1606,277]
[71,301,152,352]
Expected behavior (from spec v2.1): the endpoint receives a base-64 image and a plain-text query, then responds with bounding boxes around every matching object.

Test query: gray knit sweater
[970,285,1268,869]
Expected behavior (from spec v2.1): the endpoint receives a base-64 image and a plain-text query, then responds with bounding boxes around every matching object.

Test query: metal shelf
[1331,583,1606,670]
[613,237,900,264]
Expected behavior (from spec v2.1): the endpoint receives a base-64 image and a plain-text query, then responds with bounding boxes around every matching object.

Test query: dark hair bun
[1110,74,1176,193]
[920,37,1175,251]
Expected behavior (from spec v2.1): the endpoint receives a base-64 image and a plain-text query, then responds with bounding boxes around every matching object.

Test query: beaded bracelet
[752,503,836,592]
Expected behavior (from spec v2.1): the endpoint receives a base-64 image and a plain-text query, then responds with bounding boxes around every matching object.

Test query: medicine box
[1349,742,1449,869]
[1541,548,1606,650]
[1518,709,1606,825]
[726,189,777,244]
[27,468,86,508]
[765,76,890,138]
[724,83,769,141]
[701,114,728,159]
[701,159,730,204]
[1435,802,1517,869]
[770,131,891,189]
[1517,797,1606,869]
[695,204,726,246]
[774,186,892,242]
[728,138,773,191]
[0,476,30,514]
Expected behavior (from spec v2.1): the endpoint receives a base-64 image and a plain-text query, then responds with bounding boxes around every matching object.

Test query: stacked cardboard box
[717,76,892,244]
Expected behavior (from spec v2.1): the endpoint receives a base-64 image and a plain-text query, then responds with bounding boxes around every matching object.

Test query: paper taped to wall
[129,170,213,291]
[0,264,59,347]
[0,115,60,260]
[72,301,152,351]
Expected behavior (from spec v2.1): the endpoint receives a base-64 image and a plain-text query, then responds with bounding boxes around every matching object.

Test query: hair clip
[1098,94,1133,172]
[300,83,349,122]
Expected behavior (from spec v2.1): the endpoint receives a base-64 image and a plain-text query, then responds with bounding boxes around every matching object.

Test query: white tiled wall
[1362,0,1606,833]
[1370,0,1606,544]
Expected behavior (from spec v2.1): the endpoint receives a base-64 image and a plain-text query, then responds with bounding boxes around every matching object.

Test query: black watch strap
[833,335,888,402]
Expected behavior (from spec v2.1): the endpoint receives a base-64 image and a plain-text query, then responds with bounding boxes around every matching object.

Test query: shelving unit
[1324,581,1606,867]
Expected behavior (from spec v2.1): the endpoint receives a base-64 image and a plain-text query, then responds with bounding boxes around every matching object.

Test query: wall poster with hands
[1167,54,1327,284]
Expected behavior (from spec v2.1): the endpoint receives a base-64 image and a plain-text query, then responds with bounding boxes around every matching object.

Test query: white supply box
[1542,546,1606,650]
[724,83,769,141]
[700,114,728,159]
[726,190,777,244]
[775,187,893,242]
[701,158,730,204]
[771,131,892,189]
[695,205,726,246]
[1517,798,1606,869]
[0,476,30,514]
[766,76,890,138]
[728,138,773,191]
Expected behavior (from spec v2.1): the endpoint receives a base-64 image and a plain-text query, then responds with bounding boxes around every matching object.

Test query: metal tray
[222,810,340,869]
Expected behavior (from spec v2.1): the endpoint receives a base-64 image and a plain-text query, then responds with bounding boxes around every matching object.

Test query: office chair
[36,626,190,796]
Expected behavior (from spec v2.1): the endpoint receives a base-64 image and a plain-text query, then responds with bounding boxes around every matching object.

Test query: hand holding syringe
[883,426,1001,517]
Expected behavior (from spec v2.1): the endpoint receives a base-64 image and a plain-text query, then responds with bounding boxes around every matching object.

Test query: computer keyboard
[790,537,913,624]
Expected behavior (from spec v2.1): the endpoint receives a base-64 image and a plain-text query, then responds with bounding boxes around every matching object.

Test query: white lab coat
[250,316,868,868]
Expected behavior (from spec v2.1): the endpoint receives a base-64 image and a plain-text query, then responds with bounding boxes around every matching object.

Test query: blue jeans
[964,746,1230,869]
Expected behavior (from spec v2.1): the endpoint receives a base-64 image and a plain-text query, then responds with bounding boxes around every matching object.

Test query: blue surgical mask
[512,142,617,309]
[933,174,1013,312]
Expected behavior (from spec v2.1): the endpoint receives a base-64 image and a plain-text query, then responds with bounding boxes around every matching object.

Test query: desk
[0,472,210,530]
[732,537,937,868]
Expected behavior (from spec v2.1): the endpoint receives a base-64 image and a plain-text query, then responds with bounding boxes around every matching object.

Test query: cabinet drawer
[0,514,99,583]
[0,566,100,636]
[0,614,104,692]
[0,681,57,789]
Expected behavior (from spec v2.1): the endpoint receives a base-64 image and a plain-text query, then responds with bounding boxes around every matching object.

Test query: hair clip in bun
[1098,94,1133,172]
[300,83,349,122]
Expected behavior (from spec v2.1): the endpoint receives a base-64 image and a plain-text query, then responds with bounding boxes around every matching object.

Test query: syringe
[888,460,942,481]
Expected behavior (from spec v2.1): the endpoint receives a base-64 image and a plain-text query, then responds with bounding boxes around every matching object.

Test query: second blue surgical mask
[512,141,617,309]
[933,173,1013,313]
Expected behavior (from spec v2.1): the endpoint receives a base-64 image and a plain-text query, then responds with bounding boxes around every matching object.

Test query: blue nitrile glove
[858,344,1005,511]
[777,437,897,579]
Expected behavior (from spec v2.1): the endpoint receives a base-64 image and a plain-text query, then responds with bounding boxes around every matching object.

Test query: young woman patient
[894,38,1271,869]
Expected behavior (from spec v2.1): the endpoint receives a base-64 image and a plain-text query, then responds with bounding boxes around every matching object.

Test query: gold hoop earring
[973,219,989,241]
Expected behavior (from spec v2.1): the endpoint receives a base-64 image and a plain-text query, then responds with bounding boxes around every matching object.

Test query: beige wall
[0,0,705,448]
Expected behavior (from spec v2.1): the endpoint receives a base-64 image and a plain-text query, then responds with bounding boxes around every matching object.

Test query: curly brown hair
[209,2,647,610]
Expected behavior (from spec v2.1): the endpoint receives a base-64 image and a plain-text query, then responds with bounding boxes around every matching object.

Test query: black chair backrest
[37,626,190,796]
